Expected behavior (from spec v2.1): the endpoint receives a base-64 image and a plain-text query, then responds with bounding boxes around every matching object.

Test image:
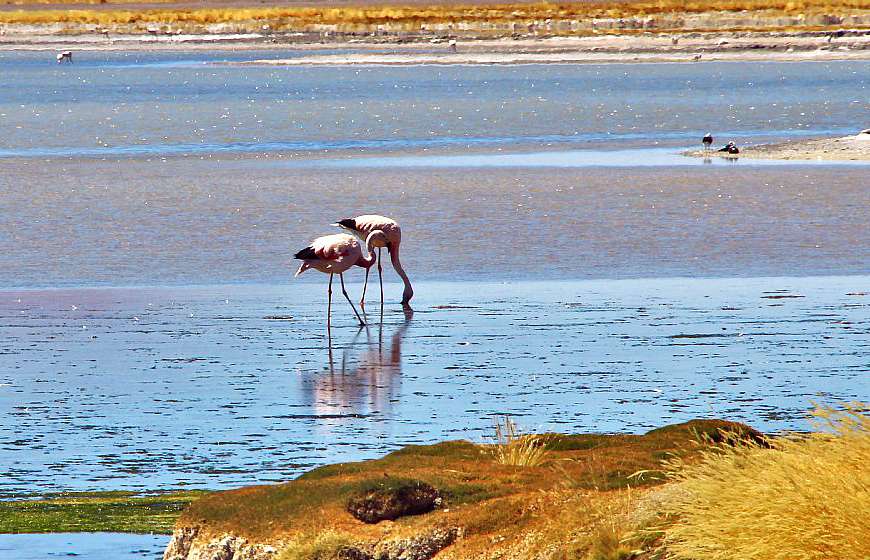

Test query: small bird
[294,231,387,329]
[335,215,414,310]
[718,141,740,154]
[702,133,713,151]
[56,51,73,64]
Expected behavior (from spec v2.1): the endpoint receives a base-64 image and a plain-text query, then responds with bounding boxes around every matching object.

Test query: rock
[164,527,200,560]
[371,527,463,560]
[163,527,277,560]
[346,479,441,524]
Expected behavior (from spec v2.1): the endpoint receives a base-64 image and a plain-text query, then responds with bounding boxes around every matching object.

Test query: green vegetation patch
[0,490,209,534]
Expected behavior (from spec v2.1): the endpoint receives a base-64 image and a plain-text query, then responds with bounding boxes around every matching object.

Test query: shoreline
[685,131,870,161]
[2,30,870,64]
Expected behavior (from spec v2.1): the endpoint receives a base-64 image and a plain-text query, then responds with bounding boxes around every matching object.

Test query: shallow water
[1,51,867,158]
[0,532,165,559]
[2,277,868,496]
[1,161,868,288]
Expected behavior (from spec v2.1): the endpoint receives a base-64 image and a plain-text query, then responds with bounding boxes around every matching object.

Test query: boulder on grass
[346,479,441,524]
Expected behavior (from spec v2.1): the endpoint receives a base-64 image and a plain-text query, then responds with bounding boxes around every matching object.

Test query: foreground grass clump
[488,415,551,467]
[0,490,208,534]
[658,405,869,560]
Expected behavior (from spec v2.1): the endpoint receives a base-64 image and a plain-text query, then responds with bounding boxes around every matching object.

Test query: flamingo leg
[340,273,366,326]
[377,247,384,318]
[360,266,370,307]
[327,273,333,335]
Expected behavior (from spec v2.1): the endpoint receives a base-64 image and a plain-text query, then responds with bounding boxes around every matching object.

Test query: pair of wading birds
[293,214,413,327]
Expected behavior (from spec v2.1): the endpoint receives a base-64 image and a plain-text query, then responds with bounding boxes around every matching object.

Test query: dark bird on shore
[702,133,713,151]
[718,141,740,154]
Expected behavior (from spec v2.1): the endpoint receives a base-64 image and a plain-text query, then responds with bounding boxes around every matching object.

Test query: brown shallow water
[1,158,868,287]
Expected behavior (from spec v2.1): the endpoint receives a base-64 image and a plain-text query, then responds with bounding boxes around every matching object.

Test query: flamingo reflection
[307,309,413,418]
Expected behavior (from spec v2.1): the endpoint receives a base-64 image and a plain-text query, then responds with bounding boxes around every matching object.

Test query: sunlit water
[1,50,867,158]
[0,50,868,558]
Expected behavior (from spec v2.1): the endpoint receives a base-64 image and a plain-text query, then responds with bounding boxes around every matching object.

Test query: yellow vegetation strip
[1,0,868,26]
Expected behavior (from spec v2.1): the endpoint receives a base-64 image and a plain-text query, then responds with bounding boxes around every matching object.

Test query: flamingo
[294,231,387,329]
[56,51,72,64]
[334,215,414,310]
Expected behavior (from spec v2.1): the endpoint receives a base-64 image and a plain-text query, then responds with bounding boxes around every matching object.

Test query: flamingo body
[294,232,383,329]
[335,214,413,308]
[337,215,401,249]
[294,233,368,277]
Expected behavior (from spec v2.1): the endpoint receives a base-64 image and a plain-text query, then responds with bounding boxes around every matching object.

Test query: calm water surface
[0,51,867,157]
[0,50,868,558]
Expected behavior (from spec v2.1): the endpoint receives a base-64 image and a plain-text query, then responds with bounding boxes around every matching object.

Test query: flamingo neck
[389,244,414,307]
[359,231,379,268]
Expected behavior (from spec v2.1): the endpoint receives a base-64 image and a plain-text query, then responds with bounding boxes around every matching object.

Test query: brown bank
[163,419,765,560]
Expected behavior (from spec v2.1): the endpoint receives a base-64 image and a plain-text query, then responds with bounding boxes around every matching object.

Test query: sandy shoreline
[3,31,870,66]
[685,131,870,161]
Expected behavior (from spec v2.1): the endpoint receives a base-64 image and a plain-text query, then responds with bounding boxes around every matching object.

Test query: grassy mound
[176,419,760,557]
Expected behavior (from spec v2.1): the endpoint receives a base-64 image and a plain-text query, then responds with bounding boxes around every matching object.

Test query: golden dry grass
[1,0,868,27]
[656,405,870,560]
[487,416,552,467]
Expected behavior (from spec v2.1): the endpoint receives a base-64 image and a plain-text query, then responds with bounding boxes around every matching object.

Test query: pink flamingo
[294,231,386,329]
[335,215,414,309]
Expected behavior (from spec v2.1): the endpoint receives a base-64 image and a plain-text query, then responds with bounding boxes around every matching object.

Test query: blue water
[304,146,870,168]
[0,51,867,158]
[0,533,165,559]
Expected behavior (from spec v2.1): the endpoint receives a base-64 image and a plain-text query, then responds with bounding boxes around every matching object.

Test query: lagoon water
[0,50,868,557]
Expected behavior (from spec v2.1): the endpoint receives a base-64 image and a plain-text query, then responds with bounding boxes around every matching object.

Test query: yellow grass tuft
[485,415,551,467]
[656,404,870,560]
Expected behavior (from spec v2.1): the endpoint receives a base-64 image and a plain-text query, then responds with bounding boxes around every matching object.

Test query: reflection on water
[309,309,412,419]
[2,278,867,495]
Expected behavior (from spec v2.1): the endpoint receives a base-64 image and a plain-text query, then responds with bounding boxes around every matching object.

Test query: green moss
[387,440,480,459]
[545,434,616,452]
[0,490,208,534]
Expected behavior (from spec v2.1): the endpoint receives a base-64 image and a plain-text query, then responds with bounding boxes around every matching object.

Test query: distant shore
[1,0,869,59]
[685,131,870,161]
[3,31,870,68]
